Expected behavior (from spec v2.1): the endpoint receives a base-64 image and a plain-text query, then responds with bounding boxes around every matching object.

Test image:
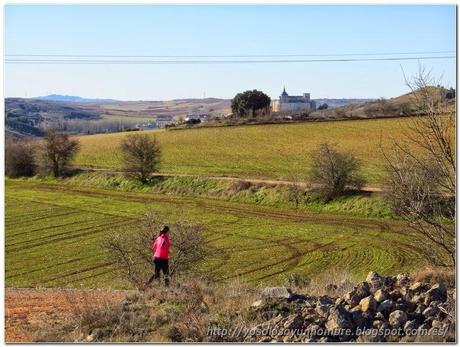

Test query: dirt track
[5,288,131,342]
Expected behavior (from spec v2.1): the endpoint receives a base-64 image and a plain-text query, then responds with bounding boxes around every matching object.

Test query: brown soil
[5,288,131,342]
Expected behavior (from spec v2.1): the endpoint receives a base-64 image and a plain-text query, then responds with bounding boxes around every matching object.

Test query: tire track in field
[5,257,85,280]
[5,210,81,228]
[6,216,110,239]
[41,262,114,285]
[14,182,412,235]
[6,219,133,253]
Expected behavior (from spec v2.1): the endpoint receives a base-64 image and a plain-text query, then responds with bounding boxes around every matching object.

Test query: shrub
[102,211,207,289]
[120,134,161,184]
[38,129,80,177]
[309,142,364,202]
[5,139,37,177]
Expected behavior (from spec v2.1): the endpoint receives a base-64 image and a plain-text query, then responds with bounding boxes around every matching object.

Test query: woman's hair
[159,224,169,235]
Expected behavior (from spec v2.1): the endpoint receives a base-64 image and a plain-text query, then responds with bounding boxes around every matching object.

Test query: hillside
[4,97,232,137]
[310,87,455,119]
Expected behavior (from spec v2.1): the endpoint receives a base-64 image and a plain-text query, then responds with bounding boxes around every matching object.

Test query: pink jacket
[153,234,170,259]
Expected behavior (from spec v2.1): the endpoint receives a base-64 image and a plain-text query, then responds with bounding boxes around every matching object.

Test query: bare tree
[102,211,207,289]
[38,129,80,177]
[309,142,364,202]
[382,66,455,266]
[5,139,37,177]
[120,134,161,183]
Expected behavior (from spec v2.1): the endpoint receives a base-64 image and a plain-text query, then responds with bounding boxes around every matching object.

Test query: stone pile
[247,272,454,342]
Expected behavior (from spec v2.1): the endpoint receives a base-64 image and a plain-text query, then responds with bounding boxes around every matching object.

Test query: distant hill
[35,94,119,103]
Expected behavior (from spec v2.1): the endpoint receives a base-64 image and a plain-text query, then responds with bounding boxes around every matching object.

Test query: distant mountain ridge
[35,94,119,103]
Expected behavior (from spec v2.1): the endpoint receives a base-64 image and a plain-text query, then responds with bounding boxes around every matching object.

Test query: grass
[6,178,447,290]
[34,172,394,219]
[73,117,420,185]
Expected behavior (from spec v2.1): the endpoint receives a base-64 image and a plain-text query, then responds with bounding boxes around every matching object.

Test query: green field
[73,117,418,185]
[6,179,443,290]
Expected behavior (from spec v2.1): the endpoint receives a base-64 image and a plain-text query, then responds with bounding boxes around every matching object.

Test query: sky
[4,5,456,101]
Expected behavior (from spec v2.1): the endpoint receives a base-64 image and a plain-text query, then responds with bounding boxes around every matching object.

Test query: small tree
[120,134,161,184]
[231,90,271,117]
[5,139,37,177]
[309,142,364,202]
[102,211,207,289]
[39,129,80,177]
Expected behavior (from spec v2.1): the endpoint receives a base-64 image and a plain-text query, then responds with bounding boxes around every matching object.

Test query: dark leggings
[152,257,170,286]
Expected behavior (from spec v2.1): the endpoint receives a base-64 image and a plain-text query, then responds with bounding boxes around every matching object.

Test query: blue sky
[4,5,456,100]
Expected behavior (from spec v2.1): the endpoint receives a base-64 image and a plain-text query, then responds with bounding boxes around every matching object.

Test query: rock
[422,306,439,318]
[325,304,355,330]
[318,295,335,305]
[374,289,388,303]
[355,282,371,297]
[424,283,447,304]
[335,296,345,305]
[251,300,264,308]
[366,271,383,290]
[388,289,402,301]
[85,335,94,342]
[373,319,383,329]
[377,299,395,314]
[262,287,292,300]
[353,311,373,329]
[284,314,304,330]
[409,282,428,293]
[395,300,415,312]
[315,304,330,318]
[359,295,377,313]
[374,312,386,321]
[389,310,408,328]
[417,323,432,335]
[410,294,423,303]
[396,273,411,287]
[431,319,443,329]
[415,303,427,315]
[404,320,419,335]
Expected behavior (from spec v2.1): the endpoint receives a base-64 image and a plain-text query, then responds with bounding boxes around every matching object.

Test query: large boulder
[261,287,293,300]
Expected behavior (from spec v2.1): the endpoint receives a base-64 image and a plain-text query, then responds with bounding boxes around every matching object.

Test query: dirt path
[73,166,384,193]
[5,288,132,342]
